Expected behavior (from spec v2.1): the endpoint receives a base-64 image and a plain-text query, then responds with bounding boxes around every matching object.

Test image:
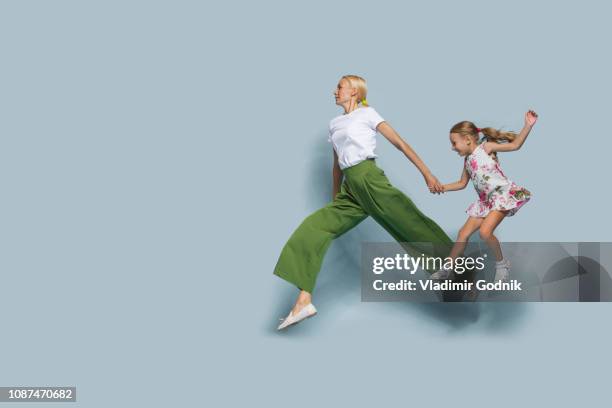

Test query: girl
[431,110,539,282]
[274,75,453,330]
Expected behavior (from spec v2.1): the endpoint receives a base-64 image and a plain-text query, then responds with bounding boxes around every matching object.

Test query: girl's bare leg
[431,217,483,279]
[478,210,507,261]
[449,216,484,259]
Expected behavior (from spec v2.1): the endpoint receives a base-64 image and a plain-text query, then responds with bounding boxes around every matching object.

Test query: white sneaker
[430,267,454,280]
[277,303,317,330]
[494,259,511,282]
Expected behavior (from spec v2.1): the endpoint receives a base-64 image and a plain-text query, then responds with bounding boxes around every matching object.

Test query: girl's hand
[525,110,538,127]
[425,174,444,194]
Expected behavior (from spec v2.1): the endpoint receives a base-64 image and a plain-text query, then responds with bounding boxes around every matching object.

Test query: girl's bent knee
[457,229,472,242]
[479,230,493,241]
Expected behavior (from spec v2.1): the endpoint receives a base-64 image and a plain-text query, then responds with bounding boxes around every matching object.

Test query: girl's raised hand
[525,110,538,127]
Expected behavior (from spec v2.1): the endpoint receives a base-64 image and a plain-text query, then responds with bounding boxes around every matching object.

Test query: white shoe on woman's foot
[277,303,317,330]
[494,259,511,282]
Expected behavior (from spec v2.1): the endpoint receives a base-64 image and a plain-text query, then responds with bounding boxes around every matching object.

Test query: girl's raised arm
[486,110,539,154]
[377,122,444,193]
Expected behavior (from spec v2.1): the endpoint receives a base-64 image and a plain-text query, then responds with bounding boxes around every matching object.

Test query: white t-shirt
[328,107,385,170]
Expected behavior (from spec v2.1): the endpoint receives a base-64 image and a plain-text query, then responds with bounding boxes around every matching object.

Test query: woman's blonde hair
[450,120,517,160]
[341,74,369,106]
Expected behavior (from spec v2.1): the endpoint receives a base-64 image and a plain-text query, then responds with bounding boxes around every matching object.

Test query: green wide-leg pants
[273,159,452,293]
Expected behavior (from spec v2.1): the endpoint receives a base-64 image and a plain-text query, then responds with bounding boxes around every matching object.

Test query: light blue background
[0,1,609,406]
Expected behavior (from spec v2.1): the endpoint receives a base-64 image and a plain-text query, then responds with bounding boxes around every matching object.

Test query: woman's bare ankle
[291,290,312,313]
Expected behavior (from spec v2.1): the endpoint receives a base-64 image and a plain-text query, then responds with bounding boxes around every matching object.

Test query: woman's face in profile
[334,78,354,105]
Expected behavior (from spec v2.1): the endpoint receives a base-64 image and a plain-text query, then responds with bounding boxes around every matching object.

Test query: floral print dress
[465,142,531,218]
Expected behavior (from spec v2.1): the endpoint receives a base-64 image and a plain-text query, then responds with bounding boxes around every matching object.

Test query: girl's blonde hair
[342,74,369,106]
[450,121,517,160]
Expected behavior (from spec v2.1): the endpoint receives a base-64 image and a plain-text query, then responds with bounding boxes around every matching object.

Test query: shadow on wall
[270,135,528,335]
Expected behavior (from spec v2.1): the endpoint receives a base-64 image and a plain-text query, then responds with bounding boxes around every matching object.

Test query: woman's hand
[525,110,538,127]
[425,173,444,194]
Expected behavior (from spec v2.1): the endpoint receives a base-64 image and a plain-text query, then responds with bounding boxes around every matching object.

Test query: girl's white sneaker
[494,259,511,282]
[430,267,454,280]
[277,303,317,330]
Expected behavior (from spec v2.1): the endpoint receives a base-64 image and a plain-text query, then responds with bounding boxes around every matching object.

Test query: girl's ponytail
[479,127,517,162]
[480,127,517,143]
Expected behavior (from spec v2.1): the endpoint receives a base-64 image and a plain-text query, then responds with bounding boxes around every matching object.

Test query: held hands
[525,110,538,127]
[425,173,444,194]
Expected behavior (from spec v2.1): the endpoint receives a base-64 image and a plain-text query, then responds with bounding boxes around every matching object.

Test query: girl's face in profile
[334,79,354,105]
[450,133,473,156]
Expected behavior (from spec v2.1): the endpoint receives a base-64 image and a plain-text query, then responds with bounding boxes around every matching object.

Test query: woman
[274,75,452,330]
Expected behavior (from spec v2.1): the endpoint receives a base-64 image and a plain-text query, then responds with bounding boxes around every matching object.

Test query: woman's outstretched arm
[332,149,343,199]
[377,122,444,193]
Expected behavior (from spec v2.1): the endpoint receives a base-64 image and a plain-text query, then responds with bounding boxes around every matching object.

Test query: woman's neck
[342,100,362,114]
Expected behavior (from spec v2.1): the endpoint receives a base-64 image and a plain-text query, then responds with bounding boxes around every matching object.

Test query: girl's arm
[442,167,469,192]
[377,122,444,193]
[332,149,343,199]
[485,110,539,154]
